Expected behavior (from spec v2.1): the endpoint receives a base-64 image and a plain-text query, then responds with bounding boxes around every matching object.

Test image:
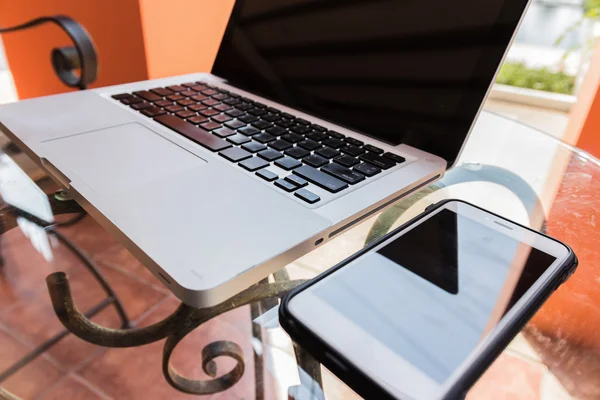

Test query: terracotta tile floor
[0,216,259,399]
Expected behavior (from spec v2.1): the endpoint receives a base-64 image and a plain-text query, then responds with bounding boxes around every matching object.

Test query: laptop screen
[212,0,529,165]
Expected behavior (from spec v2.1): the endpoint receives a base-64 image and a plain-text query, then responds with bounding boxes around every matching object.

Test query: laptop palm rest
[41,122,206,196]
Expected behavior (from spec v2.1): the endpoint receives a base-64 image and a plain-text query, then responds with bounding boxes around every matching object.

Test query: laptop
[0,0,531,307]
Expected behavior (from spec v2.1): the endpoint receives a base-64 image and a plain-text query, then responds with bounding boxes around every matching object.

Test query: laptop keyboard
[112,81,405,204]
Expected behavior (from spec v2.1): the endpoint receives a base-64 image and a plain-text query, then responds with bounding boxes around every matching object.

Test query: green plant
[495,62,575,94]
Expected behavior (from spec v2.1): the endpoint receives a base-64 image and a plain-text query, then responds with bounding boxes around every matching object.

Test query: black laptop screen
[212,0,529,165]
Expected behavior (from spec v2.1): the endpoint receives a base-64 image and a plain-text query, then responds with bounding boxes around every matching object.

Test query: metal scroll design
[46,271,305,395]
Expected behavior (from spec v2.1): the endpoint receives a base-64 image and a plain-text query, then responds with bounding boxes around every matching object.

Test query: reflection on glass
[313,210,556,389]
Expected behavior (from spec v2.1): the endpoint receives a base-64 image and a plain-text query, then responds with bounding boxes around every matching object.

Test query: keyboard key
[306,131,328,142]
[277,119,295,128]
[383,152,406,164]
[212,114,232,123]
[322,163,366,185]
[166,85,186,92]
[359,152,396,169]
[133,90,161,101]
[180,90,197,97]
[266,107,280,113]
[224,98,241,106]
[213,127,236,138]
[340,145,365,157]
[167,94,185,101]
[248,108,267,116]
[262,113,281,122]
[296,118,310,125]
[225,109,245,117]
[298,139,322,151]
[121,97,143,105]
[131,102,152,110]
[242,141,267,153]
[354,162,381,177]
[188,103,208,112]
[176,110,196,118]
[165,104,184,112]
[310,123,327,132]
[225,120,246,129]
[316,147,340,159]
[254,133,277,143]
[275,157,302,170]
[112,93,131,100]
[303,154,329,168]
[239,157,269,172]
[182,82,197,87]
[258,149,284,161]
[281,133,304,143]
[322,138,345,149]
[293,165,348,193]
[214,103,232,112]
[191,85,207,91]
[177,99,195,106]
[267,126,287,136]
[141,107,166,117]
[328,130,345,139]
[213,93,229,101]
[151,87,174,96]
[239,114,259,124]
[295,188,320,204]
[256,169,278,182]
[364,144,384,154]
[290,124,311,134]
[285,175,308,188]
[155,100,174,107]
[274,179,297,192]
[281,112,295,119]
[237,102,252,111]
[345,137,364,146]
[200,121,222,131]
[252,119,272,130]
[191,94,209,101]
[202,89,218,96]
[202,99,220,106]
[238,126,261,136]
[227,133,251,145]
[334,154,360,168]
[285,146,310,159]
[220,147,252,162]
[200,108,219,117]
[188,115,209,124]
[269,139,293,151]
[154,114,231,151]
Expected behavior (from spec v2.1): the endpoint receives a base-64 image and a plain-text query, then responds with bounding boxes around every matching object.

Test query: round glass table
[0,111,598,400]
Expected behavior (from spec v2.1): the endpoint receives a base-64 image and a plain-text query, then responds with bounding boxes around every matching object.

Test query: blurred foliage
[495,62,575,94]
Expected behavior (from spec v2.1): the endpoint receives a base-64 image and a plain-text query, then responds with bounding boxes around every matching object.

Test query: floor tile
[0,227,80,312]
[0,328,64,399]
[467,352,546,400]
[38,374,111,400]
[0,261,167,371]
[79,299,256,399]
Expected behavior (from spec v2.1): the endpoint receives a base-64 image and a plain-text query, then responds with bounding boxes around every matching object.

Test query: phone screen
[290,206,564,399]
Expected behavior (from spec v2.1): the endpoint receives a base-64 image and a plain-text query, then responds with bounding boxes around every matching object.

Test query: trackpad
[42,122,206,195]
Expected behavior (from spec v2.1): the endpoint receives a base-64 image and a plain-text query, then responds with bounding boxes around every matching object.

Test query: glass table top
[0,110,598,400]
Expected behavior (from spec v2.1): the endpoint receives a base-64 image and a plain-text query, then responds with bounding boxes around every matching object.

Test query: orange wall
[0,0,148,99]
[138,0,235,79]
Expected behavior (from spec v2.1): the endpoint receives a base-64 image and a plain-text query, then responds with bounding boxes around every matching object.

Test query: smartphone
[279,200,577,400]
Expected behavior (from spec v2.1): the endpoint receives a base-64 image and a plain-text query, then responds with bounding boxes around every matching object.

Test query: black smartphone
[280,200,577,400]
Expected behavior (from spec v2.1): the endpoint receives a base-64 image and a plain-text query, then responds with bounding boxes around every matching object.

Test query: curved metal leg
[46,271,305,395]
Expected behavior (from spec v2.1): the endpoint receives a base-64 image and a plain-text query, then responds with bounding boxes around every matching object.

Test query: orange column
[0,0,234,99]
[564,39,600,154]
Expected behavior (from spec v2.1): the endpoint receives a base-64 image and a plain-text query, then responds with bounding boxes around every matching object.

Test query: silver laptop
[0,0,531,307]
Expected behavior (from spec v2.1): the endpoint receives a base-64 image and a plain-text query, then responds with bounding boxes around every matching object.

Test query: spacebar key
[154,114,231,151]
[293,165,348,193]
